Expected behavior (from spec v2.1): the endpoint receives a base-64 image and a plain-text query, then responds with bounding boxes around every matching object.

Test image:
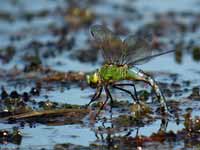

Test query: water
[0,0,200,149]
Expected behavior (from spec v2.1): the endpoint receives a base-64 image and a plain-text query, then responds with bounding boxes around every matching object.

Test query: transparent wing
[90,25,124,64]
[123,33,176,66]
[123,33,153,65]
[90,25,173,66]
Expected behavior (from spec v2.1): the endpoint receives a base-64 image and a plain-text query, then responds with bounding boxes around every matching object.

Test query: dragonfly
[86,25,174,116]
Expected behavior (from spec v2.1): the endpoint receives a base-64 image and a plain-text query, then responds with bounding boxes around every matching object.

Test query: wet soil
[0,0,200,149]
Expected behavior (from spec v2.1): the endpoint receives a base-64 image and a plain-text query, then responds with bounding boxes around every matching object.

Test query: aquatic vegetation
[137,90,150,101]
[65,7,95,28]
[43,71,86,83]
[0,127,22,145]
[184,111,200,132]
[188,86,200,100]
[1,96,33,114]
[192,46,200,62]
[130,102,152,119]
[0,0,200,149]
[0,88,88,125]
[70,48,99,63]
[0,46,15,63]
[175,48,183,64]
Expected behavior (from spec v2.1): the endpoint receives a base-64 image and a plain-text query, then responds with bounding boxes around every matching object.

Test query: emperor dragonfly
[87,25,174,116]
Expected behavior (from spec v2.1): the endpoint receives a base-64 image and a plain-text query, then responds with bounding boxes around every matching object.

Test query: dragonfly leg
[96,86,110,117]
[113,83,139,103]
[105,86,114,114]
[96,86,113,117]
[87,86,103,107]
[159,118,168,132]
[112,85,137,102]
[106,86,113,103]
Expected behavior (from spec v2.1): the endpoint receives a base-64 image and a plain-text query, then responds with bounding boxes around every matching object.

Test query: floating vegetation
[188,86,200,100]
[137,90,150,101]
[184,111,200,132]
[0,46,15,63]
[130,102,152,119]
[0,88,88,125]
[43,71,85,82]
[175,49,183,64]
[4,108,89,125]
[192,46,200,62]
[0,127,22,145]
[0,0,200,149]
[65,7,95,28]
[70,48,99,63]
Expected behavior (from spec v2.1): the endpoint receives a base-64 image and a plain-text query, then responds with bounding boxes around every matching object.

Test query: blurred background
[0,0,200,149]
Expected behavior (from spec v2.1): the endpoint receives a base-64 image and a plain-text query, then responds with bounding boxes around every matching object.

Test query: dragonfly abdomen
[126,67,144,81]
[127,67,169,112]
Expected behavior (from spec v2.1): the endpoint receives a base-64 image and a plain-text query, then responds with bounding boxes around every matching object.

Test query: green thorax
[98,64,138,83]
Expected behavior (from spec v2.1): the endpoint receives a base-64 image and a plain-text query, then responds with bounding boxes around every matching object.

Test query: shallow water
[0,0,200,149]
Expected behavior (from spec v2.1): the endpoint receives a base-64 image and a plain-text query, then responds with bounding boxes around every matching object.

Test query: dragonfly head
[86,72,100,88]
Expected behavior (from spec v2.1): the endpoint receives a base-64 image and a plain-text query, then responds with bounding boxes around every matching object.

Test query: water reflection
[90,118,169,149]
[89,115,199,149]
